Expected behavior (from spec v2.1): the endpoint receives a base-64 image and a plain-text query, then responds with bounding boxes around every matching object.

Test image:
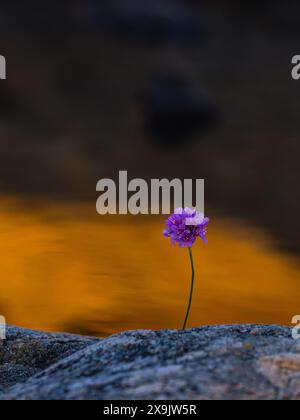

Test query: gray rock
[87,0,203,45]
[1,325,299,400]
[143,73,219,144]
[0,326,97,392]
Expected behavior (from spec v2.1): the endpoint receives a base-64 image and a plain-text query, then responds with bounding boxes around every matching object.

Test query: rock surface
[0,326,97,392]
[1,325,300,400]
[87,0,202,45]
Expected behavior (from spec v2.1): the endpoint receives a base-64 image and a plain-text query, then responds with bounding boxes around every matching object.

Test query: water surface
[0,198,299,336]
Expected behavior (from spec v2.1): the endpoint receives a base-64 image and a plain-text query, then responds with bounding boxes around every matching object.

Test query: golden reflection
[0,198,299,336]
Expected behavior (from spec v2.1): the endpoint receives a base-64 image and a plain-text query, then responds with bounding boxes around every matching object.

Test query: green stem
[182,247,195,330]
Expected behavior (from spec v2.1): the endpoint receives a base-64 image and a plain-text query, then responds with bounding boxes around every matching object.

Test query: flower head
[163,207,209,248]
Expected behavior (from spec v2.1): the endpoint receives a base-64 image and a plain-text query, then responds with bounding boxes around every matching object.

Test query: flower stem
[182,247,195,330]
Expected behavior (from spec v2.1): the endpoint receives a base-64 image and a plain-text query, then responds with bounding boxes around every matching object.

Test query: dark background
[0,0,299,252]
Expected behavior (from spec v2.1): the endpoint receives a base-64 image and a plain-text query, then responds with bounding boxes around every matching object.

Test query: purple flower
[163,207,209,248]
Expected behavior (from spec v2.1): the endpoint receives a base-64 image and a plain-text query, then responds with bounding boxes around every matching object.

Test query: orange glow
[0,198,299,337]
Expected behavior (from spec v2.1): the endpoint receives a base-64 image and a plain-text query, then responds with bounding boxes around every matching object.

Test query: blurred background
[0,0,299,336]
